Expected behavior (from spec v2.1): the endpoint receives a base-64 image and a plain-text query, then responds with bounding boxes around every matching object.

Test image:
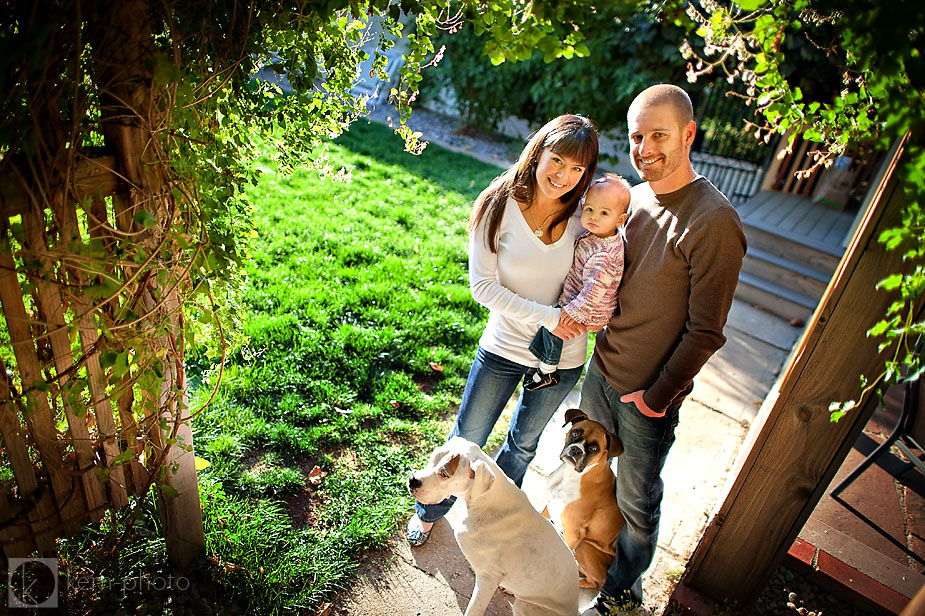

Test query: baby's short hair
[599,172,632,192]
[588,172,631,212]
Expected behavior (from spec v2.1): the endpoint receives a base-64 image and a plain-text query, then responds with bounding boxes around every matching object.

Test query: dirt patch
[283,456,327,528]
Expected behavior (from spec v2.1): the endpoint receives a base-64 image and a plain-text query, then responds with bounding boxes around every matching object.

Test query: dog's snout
[408,476,422,490]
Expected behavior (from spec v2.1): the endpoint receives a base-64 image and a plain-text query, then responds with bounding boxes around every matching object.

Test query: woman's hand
[550,312,587,341]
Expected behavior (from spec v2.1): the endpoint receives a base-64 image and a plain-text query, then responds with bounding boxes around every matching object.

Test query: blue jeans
[528,326,563,367]
[414,346,583,523]
[578,360,681,604]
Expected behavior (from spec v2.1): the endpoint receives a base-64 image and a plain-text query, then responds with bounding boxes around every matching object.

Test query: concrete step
[741,246,832,301]
[743,220,842,274]
[735,271,816,323]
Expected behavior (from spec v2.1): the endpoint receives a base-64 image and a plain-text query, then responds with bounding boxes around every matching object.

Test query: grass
[59,119,505,614]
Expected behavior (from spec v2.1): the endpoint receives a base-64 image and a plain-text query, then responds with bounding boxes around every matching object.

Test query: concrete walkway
[336,300,802,615]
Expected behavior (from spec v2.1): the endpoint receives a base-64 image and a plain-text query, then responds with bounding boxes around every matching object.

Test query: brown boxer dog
[544,408,624,590]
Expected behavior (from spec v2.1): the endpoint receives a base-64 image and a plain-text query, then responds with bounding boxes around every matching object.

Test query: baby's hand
[551,311,586,340]
[561,312,588,335]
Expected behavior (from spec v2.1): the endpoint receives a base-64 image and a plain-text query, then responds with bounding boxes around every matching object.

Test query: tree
[0,0,600,564]
[682,0,925,415]
[421,2,695,132]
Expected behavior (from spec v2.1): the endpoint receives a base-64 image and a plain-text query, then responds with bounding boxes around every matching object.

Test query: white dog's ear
[468,459,495,500]
[428,441,451,468]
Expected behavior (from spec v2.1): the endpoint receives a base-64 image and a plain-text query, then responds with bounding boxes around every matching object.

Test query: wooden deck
[736,190,857,258]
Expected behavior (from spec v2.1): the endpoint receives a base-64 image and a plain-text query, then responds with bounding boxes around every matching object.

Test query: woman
[407,114,600,546]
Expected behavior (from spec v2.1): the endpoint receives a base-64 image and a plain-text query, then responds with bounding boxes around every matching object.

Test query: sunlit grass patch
[57,119,501,616]
[189,119,499,614]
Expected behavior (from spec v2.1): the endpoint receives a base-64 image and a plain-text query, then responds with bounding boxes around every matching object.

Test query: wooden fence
[691,151,764,205]
[3,161,123,557]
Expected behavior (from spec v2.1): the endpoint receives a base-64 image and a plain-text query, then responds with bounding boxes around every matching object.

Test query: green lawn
[61,119,505,615]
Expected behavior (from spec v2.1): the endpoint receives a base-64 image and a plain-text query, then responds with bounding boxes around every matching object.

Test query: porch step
[741,220,842,274]
[741,246,831,301]
[735,271,816,323]
[735,211,843,321]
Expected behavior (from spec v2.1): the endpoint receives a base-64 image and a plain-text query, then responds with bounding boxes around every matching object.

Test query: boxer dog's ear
[563,408,588,427]
[606,431,624,458]
[468,459,496,500]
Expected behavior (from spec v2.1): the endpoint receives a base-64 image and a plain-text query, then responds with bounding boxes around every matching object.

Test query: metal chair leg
[831,341,922,497]
[830,425,902,497]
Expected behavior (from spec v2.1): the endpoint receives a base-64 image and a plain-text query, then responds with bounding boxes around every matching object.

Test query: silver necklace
[526,206,556,237]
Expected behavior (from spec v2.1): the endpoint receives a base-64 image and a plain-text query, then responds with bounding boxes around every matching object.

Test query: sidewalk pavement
[336,300,802,615]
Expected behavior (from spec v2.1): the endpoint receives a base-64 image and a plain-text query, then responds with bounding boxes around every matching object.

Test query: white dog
[408,437,579,616]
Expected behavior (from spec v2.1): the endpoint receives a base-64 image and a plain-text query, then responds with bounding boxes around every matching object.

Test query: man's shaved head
[628,84,694,127]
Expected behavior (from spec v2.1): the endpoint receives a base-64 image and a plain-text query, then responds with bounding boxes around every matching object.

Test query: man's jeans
[579,359,681,603]
[415,346,583,523]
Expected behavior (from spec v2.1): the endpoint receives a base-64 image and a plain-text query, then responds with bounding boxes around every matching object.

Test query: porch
[733,189,858,323]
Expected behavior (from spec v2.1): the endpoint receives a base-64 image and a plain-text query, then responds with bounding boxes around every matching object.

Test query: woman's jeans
[414,346,583,523]
[578,360,681,604]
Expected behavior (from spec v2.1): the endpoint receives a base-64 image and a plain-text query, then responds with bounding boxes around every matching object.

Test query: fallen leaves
[308,465,327,487]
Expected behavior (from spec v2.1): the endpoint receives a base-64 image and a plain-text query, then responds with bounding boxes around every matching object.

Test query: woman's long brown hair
[468,114,599,253]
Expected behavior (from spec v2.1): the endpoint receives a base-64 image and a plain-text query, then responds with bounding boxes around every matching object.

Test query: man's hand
[620,390,666,418]
[550,312,586,340]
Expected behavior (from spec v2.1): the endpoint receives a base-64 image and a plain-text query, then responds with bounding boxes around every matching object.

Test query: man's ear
[607,432,624,458]
[683,120,697,149]
[468,459,496,500]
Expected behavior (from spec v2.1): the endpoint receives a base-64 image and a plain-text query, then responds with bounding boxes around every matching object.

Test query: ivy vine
[680,0,924,419]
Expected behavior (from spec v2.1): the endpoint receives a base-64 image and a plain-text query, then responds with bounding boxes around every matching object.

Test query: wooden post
[760,134,788,192]
[89,0,204,567]
[683,137,920,607]
[158,291,206,567]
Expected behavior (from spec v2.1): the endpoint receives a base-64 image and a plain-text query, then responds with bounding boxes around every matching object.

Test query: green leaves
[112,449,136,466]
[736,0,768,10]
[421,3,690,131]
[133,209,157,228]
[686,0,925,422]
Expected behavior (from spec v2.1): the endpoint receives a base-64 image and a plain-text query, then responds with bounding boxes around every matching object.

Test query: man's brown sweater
[592,177,747,412]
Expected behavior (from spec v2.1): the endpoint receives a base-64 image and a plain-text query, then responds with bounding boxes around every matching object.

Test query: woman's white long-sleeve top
[468,197,589,369]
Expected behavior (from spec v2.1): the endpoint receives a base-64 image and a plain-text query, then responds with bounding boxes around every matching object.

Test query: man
[579,84,747,614]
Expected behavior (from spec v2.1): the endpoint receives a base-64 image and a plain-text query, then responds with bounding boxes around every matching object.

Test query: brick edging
[785,537,910,615]
[665,539,911,615]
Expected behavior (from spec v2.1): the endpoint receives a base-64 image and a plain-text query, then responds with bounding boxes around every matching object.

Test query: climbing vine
[0,0,601,552]
[681,0,924,419]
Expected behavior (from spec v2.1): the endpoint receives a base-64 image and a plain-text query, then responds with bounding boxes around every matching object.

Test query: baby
[525,173,631,390]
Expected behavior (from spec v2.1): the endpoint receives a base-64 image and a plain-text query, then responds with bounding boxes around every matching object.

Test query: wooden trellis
[1,0,204,568]
[0,154,202,565]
